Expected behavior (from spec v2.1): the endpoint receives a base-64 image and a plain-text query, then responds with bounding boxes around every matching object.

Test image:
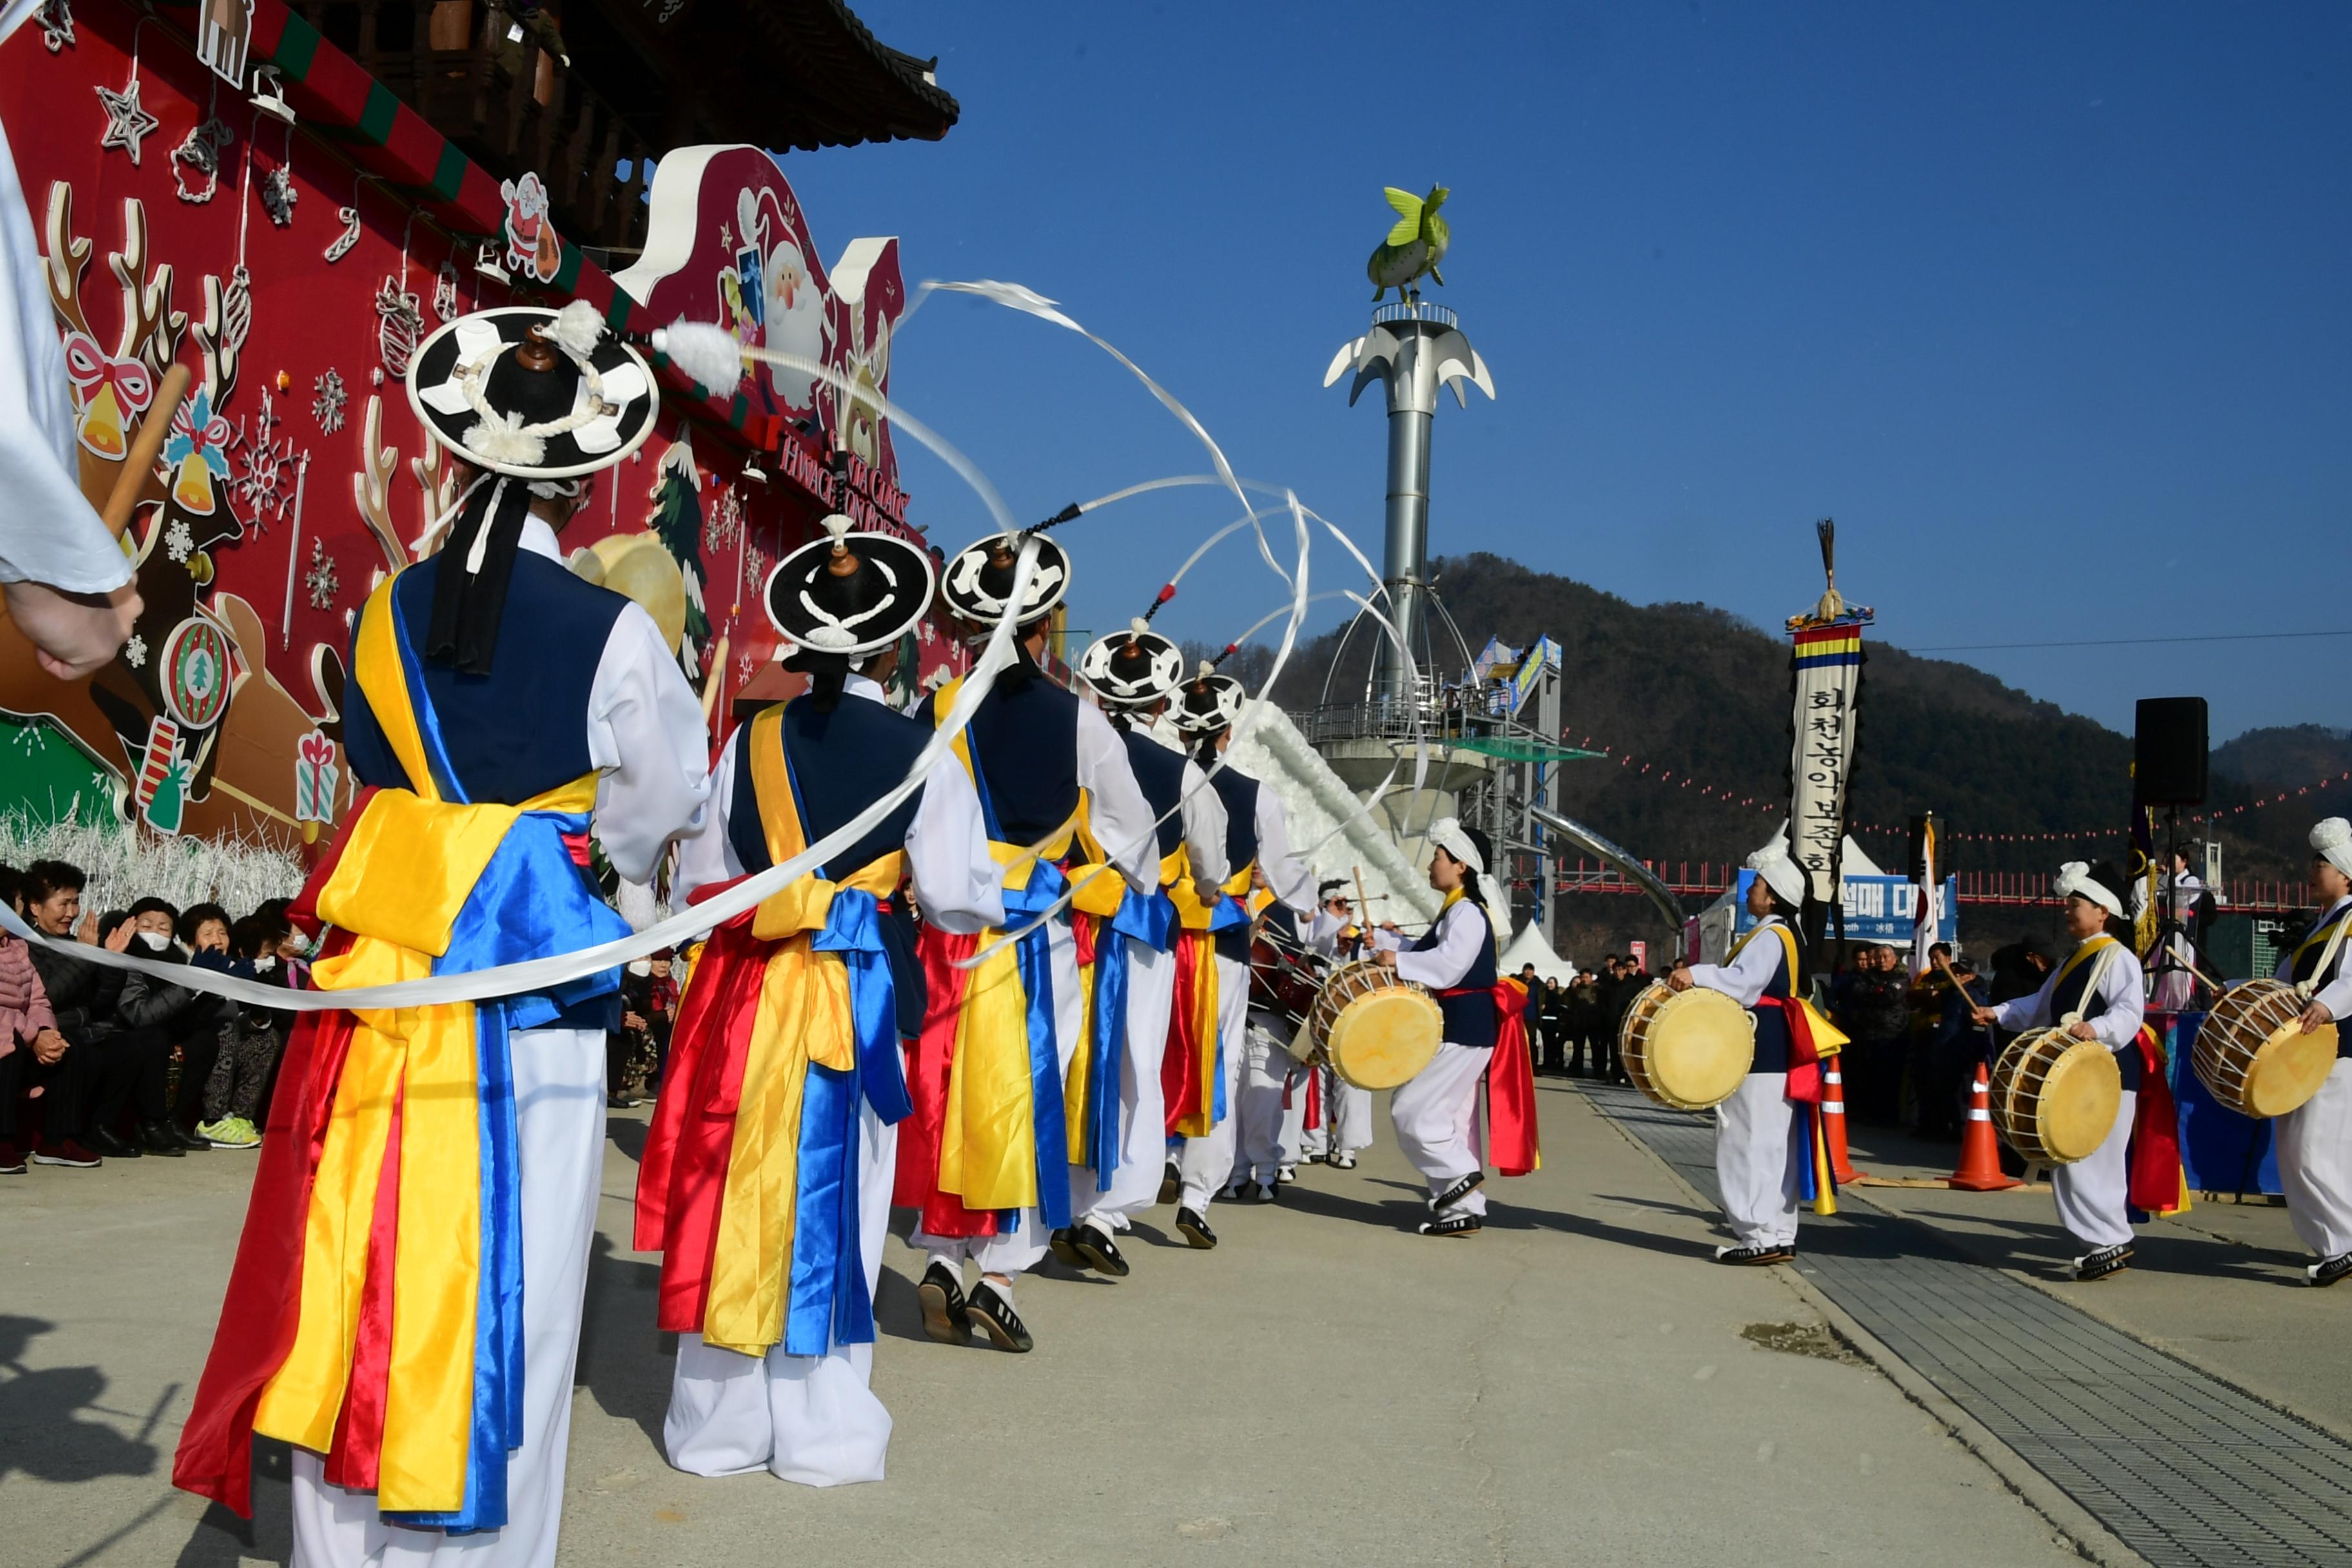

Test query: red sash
[1751,994,1825,1104]
[1436,980,1541,1177]
[891,925,1003,1238]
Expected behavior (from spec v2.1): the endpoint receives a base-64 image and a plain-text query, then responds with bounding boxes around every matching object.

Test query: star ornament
[95,77,159,165]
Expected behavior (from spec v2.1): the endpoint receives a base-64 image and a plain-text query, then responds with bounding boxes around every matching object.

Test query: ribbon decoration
[61,329,157,456]
[1436,979,1542,1179]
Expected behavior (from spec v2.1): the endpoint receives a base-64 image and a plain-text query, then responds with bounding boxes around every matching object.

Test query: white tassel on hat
[462,411,548,469]
[2315,818,2352,879]
[2053,861,2123,919]
[545,299,607,358]
[652,319,750,397]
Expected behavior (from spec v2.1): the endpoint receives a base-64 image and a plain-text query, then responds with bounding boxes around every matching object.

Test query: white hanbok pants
[2053,1088,2137,1251]
[1229,1010,1302,1188]
[1177,953,1250,1212]
[1072,935,1175,1231]
[1714,1072,1802,1249]
[1300,1068,1373,1158]
[2278,1058,2352,1260]
[1389,1041,1493,1217]
[289,1027,605,1568]
[912,919,1081,1280]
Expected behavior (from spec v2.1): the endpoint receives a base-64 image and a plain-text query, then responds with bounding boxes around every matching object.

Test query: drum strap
[2056,937,2120,1027]
[2293,903,2352,997]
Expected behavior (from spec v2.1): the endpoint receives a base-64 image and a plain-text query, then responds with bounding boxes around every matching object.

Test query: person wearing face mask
[116,899,239,1144]
[94,897,213,1155]
[192,917,289,1150]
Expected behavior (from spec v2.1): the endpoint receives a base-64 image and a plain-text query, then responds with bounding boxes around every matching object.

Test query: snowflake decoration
[743,544,769,589]
[231,392,296,525]
[39,0,72,51]
[164,516,193,564]
[433,261,460,324]
[311,369,346,433]
[260,166,297,226]
[704,484,743,553]
[122,632,147,668]
[304,538,338,610]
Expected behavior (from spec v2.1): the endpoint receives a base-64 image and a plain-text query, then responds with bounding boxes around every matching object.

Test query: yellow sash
[1725,920,1845,1054]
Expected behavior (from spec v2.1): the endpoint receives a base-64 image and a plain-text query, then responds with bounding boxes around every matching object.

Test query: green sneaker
[207,1117,261,1149]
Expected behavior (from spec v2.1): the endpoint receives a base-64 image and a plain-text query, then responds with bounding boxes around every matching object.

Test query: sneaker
[917,1261,970,1346]
[0,1142,24,1175]
[202,1117,261,1150]
[1713,1244,1794,1266]
[32,1138,101,1169]
[965,1281,1033,1353]
[2310,1253,2352,1289]
[1418,1212,1483,1238]
[1072,1222,1130,1279]
[1175,1206,1218,1250]
[2073,1244,2132,1282]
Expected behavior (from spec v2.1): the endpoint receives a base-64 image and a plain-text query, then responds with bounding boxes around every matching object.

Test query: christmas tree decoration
[433,259,460,322]
[324,203,361,263]
[303,538,338,611]
[644,433,712,675]
[230,388,296,525]
[38,0,72,52]
[157,616,231,729]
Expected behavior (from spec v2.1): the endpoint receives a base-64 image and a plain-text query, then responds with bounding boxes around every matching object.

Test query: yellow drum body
[1304,961,1443,1090]
[1991,1027,2122,1165]
[2193,979,2338,1119]
[1620,981,1753,1112]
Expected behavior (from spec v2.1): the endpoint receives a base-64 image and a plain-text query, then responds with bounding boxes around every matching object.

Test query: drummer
[2276,819,2352,1288]
[1970,861,2148,1282]
[1667,845,1813,1266]
[1371,818,1540,1237]
[1304,881,1375,1170]
[1230,868,1311,1201]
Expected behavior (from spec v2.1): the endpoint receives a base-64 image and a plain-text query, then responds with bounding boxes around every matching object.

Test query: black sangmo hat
[407,303,656,480]
[1077,619,1184,709]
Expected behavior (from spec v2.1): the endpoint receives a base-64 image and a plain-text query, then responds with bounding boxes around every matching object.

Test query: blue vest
[2291,902,2352,1060]
[1208,766,1261,962]
[1119,729,1188,859]
[725,694,930,1041]
[1739,921,1795,1074]
[343,553,626,804]
[1413,899,1499,1050]
[919,675,1079,845]
[2052,940,2139,1091]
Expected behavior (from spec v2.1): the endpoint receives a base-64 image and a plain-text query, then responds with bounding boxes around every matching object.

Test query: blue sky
[779,3,2351,743]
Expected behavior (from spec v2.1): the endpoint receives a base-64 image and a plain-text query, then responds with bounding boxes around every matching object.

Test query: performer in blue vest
[1972,861,2148,1281]
[1170,666,1315,1238]
[2274,819,2352,1288]
[1057,620,1229,1274]
[1372,819,1538,1237]
[1669,845,1814,1265]
[178,302,712,1566]
[643,514,1001,1486]
[897,529,1156,1351]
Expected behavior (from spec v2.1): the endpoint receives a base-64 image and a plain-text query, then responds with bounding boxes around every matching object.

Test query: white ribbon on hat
[1427,816,1509,923]
[2315,818,2352,880]
[1745,845,1807,909]
[2053,861,2123,919]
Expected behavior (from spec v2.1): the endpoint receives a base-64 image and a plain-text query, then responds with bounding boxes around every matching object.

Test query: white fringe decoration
[545,299,606,358]
[1226,706,1444,930]
[651,320,747,397]
[0,807,306,919]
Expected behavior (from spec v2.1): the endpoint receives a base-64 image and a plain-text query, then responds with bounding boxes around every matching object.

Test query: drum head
[1642,988,1753,1112]
[2035,1043,2122,1163]
[1326,987,1442,1090]
[2246,1019,2340,1118]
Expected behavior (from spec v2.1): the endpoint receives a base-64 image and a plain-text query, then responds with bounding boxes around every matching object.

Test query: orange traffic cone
[1948,1059,2021,1191]
[1821,1061,1864,1184]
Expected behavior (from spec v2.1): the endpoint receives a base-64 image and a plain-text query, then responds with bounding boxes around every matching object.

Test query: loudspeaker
[2133,696,2208,805]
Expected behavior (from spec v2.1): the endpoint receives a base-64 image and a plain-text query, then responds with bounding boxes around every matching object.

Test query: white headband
[1745,847,1806,909]
[2315,818,2352,879]
[2053,861,2122,919]
[1429,816,1484,875]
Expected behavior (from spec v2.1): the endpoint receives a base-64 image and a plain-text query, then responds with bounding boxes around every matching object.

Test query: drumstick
[1353,865,1369,923]
[101,364,191,536]
[700,632,730,724]
[1933,954,1982,1018]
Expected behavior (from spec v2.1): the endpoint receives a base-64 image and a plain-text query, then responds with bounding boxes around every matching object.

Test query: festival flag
[1785,521,1874,929]
[2128,794,2160,957]
[1908,813,1939,978]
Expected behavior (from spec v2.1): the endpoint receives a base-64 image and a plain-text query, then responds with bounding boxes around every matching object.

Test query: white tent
[1499,920,1577,984]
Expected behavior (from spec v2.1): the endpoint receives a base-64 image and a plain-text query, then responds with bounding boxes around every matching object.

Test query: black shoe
[1431,1170,1485,1213]
[1713,1244,1794,1266]
[0,1143,25,1175]
[1226,1179,1263,1204]
[1072,1222,1130,1278]
[1418,1212,1483,1238]
[169,1121,210,1152]
[1328,1152,1358,1171]
[2073,1244,2132,1282]
[135,1122,186,1157]
[2311,1253,2352,1289]
[84,1126,140,1159]
[1047,1227,1086,1269]
[965,1281,1033,1353]
[917,1262,970,1346]
[1176,1206,1218,1249]
[1275,1163,1297,1186]
[1157,1161,1181,1206]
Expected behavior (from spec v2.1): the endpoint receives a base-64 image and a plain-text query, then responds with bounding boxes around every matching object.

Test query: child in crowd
[194,917,286,1150]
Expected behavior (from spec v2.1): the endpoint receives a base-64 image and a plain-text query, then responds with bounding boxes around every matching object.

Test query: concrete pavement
[5,1080,2088,1566]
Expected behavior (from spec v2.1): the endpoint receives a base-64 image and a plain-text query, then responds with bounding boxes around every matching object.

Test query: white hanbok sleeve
[1685,925,1786,1008]
[585,601,713,885]
[0,119,131,594]
[1253,786,1317,917]
[1178,758,1229,887]
[906,753,1004,935]
[2086,947,2146,1050]
[671,727,743,906]
[1370,926,1405,953]
[1989,966,2059,1034]
[1393,902,1487,990]
[1075,700,1157,892]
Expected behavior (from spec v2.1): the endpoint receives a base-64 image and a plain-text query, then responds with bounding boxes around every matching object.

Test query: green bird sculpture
[1367,184,1450,302]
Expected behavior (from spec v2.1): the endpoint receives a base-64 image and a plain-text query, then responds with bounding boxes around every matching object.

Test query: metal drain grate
[1580,1082,2352,1567]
